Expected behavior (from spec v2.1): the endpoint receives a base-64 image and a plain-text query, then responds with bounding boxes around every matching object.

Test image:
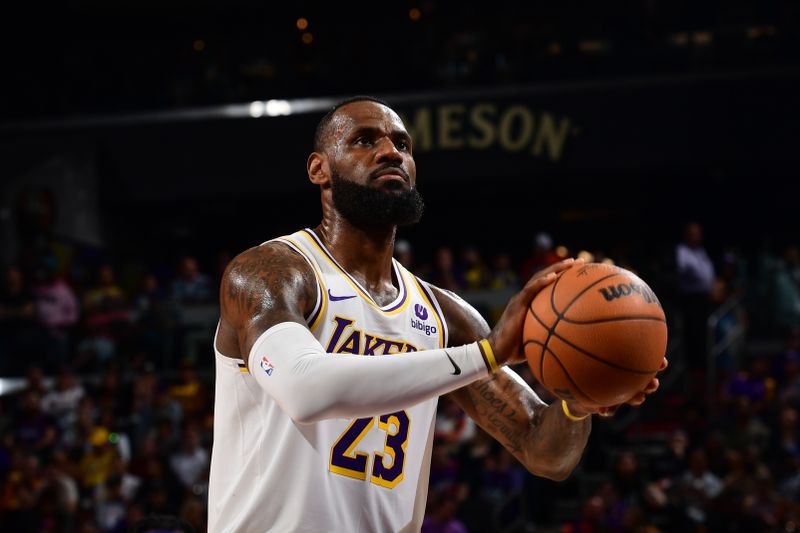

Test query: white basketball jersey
[208,228,449,533]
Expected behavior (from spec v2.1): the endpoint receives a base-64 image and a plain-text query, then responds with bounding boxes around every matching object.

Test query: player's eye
[395,140,410,151]
[354,136,372,146]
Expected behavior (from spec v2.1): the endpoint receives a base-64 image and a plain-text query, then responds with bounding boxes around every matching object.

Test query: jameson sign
[2,69,796,200]
[399,103,577,162]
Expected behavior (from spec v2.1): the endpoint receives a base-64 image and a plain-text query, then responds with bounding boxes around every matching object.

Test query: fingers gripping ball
[523,263,667,409]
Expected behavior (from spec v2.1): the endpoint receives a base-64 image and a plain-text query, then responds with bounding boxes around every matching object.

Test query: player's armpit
[449,368,591,481]
[218,241,318,362]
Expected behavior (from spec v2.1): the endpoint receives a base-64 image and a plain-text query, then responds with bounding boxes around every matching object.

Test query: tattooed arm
[215,242,318,363]
[215,242,529,423]
[435,259,664,481]
[437,283,591,481]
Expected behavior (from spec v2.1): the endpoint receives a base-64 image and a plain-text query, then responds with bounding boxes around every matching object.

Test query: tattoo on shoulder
[221,243,315,321]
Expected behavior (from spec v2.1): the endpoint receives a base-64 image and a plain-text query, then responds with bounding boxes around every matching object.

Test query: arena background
[1,2,799,532]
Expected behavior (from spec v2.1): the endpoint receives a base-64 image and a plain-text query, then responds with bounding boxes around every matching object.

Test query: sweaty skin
[216,100,664,481]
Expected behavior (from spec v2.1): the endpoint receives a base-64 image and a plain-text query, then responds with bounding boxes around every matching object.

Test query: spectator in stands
[771,244,800,332]
[767,406,800,473]
[724,355,776,418]
[169,424,209,491]
[131,272,170,359]
[612,451,647,507]
[520,231,561,280]
[421,486,468,533]
[94,474,128,532]
[78,427,118,495]
[23,364,48,396]
[435,396,476,447]
[778,330,800,404]
[14,390,57,455]
[0,266,39,373]
[741,467,782,531]
[171,256,212,305]
[41,366,85,431]
[478,448,526,510]
[40,449,79,530]
[428,438,461,494]
[428,246,463,292]
[489,252,519,291]
[31,255,79,366]
[180,495,207,533]
[675,222,715,369]
[394,238,414,269]
[461,245,490,290]
[651,429,690,482]
[0,451,45,531]
[560,494,606,533]
[168,360,204,416]
[77,264,131,366]
[677,448,723,529]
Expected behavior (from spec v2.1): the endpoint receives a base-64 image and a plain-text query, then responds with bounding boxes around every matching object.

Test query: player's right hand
[486,258,583,367]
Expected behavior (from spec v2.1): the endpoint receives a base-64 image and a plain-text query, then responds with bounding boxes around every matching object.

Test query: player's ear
[307,152,330,186]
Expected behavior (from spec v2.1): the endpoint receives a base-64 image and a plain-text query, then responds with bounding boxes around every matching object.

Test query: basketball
[523,263,668,408]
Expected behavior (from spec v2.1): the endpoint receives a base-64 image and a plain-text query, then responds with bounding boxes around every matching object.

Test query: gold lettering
[533,113,571,162]
[467,103,496,149]
[437,104,466,150]
[400,108,433,152]
[498,106,534,152]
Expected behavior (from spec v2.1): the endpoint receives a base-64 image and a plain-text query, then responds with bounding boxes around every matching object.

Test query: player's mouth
[371,167,410,188]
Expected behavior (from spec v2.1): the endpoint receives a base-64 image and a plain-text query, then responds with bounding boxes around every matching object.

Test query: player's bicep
[219,242,317,357]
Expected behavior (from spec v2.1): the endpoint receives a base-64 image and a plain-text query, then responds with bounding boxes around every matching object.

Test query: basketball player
[208,96,665,532]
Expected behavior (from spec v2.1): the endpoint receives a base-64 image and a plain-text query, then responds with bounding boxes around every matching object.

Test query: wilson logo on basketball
[598,283,659,304]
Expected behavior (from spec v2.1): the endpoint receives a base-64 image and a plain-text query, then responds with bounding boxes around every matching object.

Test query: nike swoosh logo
[444,350,461,375]
[328,289,357,302]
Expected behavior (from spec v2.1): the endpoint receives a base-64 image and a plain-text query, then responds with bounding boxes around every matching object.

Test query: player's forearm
[451,368,590,481]
[249,322,492,423]
[521,401,591,481]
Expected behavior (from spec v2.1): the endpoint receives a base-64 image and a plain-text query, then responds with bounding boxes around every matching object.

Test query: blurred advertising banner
[1,67,797,204]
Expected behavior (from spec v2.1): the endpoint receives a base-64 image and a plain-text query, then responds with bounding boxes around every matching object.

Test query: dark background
[2,1,799,267]
[2,3,800,532]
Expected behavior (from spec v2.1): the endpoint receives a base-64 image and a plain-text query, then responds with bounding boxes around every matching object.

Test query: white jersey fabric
[208,228,450,533]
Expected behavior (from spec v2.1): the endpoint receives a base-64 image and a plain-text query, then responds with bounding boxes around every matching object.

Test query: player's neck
[314,217,397,293]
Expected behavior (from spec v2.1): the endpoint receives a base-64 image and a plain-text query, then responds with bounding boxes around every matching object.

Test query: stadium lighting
[249,101,265,118]
[265,99,292,116]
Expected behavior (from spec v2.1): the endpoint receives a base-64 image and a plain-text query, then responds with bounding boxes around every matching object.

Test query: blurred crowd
[1,222,800,532]
[0,254,218,377]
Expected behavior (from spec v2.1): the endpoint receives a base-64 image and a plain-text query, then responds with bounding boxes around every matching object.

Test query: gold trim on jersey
[299,229,410,316]
[410,276,446,349]
[281,236,328,332]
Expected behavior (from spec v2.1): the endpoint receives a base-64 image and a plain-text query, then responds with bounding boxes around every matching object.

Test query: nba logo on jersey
[260,355,274,376]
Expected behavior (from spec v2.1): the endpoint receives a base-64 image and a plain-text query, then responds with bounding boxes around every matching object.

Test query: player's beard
[330,169,424,227]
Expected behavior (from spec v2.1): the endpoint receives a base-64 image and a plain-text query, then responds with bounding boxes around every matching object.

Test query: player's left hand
[567,356,668,418]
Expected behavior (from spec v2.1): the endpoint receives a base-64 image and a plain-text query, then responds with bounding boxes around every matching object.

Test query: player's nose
[374,137,403,163]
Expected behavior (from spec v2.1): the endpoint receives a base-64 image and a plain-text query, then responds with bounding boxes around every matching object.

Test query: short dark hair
[313,95,391,153]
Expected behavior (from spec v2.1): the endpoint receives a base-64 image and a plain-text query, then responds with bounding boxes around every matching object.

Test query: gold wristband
[478,339,499,374]
[561,400,590,422]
